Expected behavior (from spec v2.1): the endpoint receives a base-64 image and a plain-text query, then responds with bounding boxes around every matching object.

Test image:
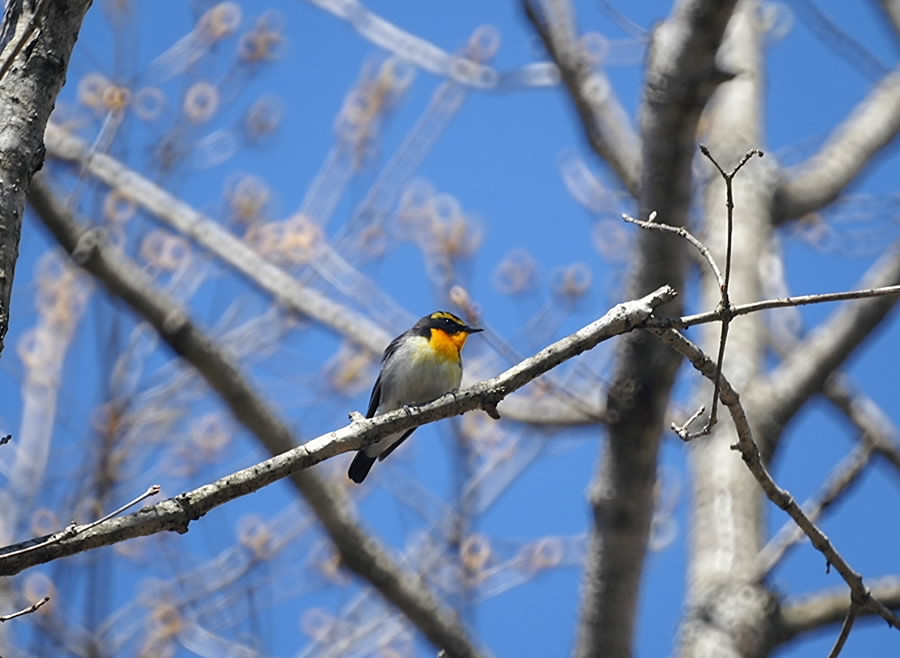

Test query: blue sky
[4,1,898,656]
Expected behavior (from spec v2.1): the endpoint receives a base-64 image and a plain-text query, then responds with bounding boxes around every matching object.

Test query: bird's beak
[465,326,484,334]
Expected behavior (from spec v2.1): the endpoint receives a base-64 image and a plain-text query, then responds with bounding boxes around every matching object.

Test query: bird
[348,311,483,483]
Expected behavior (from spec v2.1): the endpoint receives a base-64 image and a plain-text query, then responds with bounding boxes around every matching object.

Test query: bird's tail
[348,451,376,483]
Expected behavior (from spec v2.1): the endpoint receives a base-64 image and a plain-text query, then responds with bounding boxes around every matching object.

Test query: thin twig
[631,148,763,436]
[649,284,900,330]
[0,596,50,622]
[695,145,764,432]
[828,602,860,658]
[671,404,706,440]
[699,145,762,296]
[766,287,900,473]
[623,211,724,288]
[77,485,162,534]
[0,485,161,560]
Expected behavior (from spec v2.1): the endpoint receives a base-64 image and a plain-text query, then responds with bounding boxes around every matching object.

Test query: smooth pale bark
[576,1,740,656]
[677,3,775,655]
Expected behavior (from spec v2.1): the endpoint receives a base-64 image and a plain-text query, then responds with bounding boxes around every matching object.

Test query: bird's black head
[414,311,483,337]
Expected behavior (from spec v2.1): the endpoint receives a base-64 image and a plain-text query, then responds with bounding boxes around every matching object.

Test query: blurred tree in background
[0,1,897,657]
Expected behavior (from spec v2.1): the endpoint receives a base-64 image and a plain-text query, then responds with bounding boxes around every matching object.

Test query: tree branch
[751,246,900,458]
[0,595,49,622]
[659,283,900,329]
[25,173,675,654]
[0,261,669,572]
[823,372,900,472]
[771,70,900,224]
[775,576,900,645]
[755,443,872,576]
[0,0,93,354]
[523,0,641,197]
[26,174,484,658]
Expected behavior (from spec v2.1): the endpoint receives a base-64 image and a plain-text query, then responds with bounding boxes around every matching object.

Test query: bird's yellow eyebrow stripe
[430,311,465,324]
[428,311,466,325]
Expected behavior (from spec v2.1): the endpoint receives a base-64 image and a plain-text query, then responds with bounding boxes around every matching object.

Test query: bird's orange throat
[429,328,470,361]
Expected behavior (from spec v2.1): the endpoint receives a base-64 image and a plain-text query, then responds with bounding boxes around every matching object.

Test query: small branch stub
[672,405,707,441]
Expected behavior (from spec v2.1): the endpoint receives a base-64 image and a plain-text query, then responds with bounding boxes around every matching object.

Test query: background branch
[823,373,900,472]
[874,0,900,39]
[656,327,900,633]
[750,246,900,458]
[754,443,872,576]
[775,576,900,645]
[523,0,641,196]
[771,70,900,224]
[672,2,775,654]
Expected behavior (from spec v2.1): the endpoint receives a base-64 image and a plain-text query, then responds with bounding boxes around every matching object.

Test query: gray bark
[0,0,93,353]
[577,1,740,656]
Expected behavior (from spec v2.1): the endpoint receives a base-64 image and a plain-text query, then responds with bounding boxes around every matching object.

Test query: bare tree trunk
[676,2,777,655]
[0,0,93,353]
[577,1,740,655]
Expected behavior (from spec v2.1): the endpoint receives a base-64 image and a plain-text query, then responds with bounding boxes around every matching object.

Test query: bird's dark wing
[377,427,416,462]
[366,373,382,418]
[366,331,406,417]
[382,331,405,363]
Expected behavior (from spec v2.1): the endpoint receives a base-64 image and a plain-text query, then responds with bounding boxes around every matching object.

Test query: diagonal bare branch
[823,373,900,472]
[27,173,485,658]
[655,327,900,634]
[0,238,671,576]
[43,123,392,350]
[26,172,675,654]
[755,444,872,576]
[772,70,900,224]
[0,595,50,623]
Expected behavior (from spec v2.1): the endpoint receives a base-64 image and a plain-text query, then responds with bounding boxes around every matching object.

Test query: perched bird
[348,311,483,483]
